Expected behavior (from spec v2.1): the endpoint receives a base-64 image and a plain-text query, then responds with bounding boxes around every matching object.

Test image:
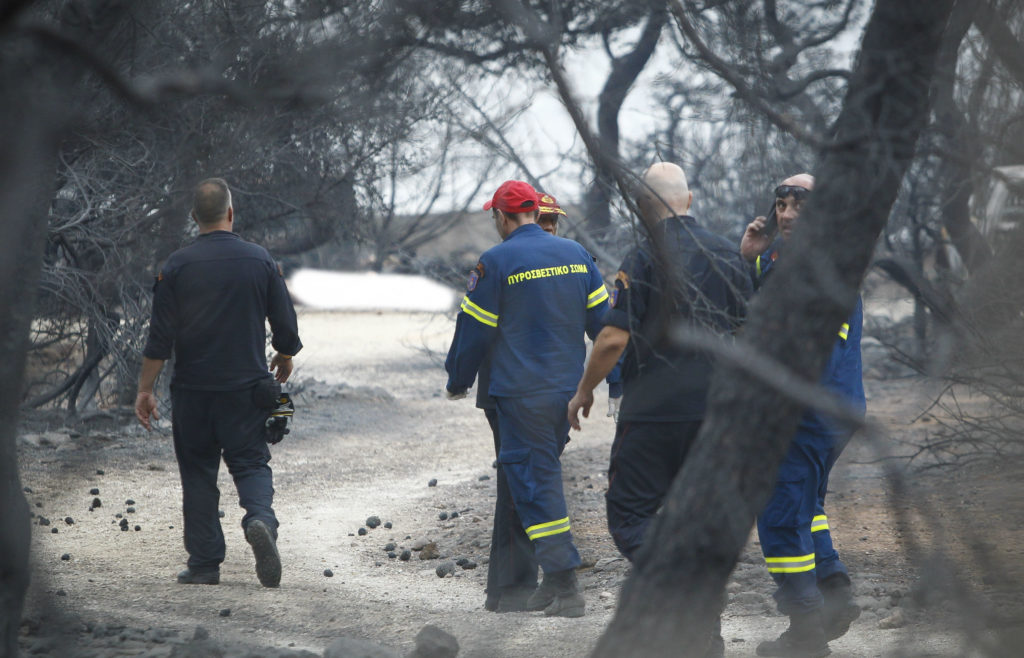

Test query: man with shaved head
[568,162,750,657]
[740,175,865,657]
[136,177,301,589]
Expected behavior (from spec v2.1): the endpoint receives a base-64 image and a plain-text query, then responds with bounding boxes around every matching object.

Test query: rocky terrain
[15,309,1023,657]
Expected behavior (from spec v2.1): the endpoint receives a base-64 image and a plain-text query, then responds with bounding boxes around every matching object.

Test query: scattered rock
[23,486,32,493]
[358,527,368,536]
[119,519,130,531]
[38,517,50,527]
[56,590,66,597]
[411,539,429,551]
[384,521,393,529]
[323,637,400,658]
[599,591,614,600]
[460,560,477,570]
[450,511,459,519]
[435,562,455,578]
[399,550,411,561]
[134,525,141,531]
[438,512,448,521]
[428,479,437,487]
[384,542,397,552]
[90,488,100,495]
[64,517,74,525]
[92,497,102,508]
[408,624,459,658]
[127,507,136,514]
[478,475,490,481]
[96,469,104,475]
[419,543,440,560]
[366,515,381,529]
[125,499,136,505]
[592,557,624,572]
[219,609,230,617]
[217,510,225,518]
[878,608,906,629]
[324,569,334,578]
[51,528,58,534]
[60,554,70,561]
[388,552,397,559]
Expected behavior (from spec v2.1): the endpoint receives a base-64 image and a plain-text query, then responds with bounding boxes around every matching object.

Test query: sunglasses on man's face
[774,185,810,201]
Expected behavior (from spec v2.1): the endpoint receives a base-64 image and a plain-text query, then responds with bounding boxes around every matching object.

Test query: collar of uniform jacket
[504,223,547,241]
[197,230,240,239]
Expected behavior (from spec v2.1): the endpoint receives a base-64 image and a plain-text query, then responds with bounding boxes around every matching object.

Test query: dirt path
[17,310,990,656]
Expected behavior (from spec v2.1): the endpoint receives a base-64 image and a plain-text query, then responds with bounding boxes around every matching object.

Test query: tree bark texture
[592,1,956,655]
[0,97,59,658]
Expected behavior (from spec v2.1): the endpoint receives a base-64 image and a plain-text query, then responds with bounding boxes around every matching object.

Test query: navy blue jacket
[754,242,865,436]
[604,216,751,421]
[143,231,302,391]
[446,223,609,398]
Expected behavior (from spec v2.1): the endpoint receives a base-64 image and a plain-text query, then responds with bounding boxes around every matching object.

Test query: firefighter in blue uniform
[478,193,621,613]
[446,180,609,618]
[741,174,865,657]
[136,178,300,589]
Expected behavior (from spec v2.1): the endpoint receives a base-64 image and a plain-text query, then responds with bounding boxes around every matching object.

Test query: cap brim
[538,206,566,216]
[482,200,494,211]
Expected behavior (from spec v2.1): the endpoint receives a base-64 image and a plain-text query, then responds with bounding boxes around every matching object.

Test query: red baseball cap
[538,193,567,217]
[483,180,539,214]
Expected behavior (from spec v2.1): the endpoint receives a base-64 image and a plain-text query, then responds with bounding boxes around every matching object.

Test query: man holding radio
[741,174,865,658]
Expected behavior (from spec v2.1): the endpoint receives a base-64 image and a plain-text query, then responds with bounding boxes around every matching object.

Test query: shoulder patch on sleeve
[615,270,630,290]
[467,262,485,292]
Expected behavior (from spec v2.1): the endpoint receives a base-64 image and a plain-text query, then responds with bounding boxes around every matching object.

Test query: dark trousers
[483,408,538,595]
[757,428,852,615]
[605,420,703,561]
[171,386,277,571]
[495,393,580,574]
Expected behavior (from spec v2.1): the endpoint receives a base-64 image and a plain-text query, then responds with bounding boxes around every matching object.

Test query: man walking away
[136,178,301,588]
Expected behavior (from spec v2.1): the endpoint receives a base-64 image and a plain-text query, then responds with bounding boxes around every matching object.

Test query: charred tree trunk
[583,6,666,234]
[0,89,59,658]
[592,1,956,655]
[933,0,991,275]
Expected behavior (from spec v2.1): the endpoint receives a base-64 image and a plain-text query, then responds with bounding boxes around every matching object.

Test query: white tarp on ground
[287,268,458,312]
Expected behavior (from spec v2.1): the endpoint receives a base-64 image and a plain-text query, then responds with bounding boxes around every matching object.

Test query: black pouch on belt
[252,377,282,410]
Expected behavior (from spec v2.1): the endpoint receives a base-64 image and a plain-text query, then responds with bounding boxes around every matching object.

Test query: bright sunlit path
[287,268,458,312]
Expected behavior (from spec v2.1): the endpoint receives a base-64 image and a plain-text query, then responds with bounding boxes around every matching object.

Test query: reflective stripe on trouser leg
[495,394,581,574]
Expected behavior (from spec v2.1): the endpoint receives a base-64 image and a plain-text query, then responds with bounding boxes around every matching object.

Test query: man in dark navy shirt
[136,178,301,588]
[445,180,609,618]
[568,162,750,657]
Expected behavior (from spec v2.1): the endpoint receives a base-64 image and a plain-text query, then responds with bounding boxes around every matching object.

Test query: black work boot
[176,568,220,585]
[496,585,537,613]
[820,573,860,641]
[245,520,281,588]
[526,569,585,618]
[756,610,831,657]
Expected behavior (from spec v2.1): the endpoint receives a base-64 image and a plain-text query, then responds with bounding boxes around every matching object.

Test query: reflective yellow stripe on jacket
[811,515,829,533]
[838,323,849,340]
[460,296,498,327]
[525,517,571,541]
[587,285,609,309]
[765,553,816,574]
